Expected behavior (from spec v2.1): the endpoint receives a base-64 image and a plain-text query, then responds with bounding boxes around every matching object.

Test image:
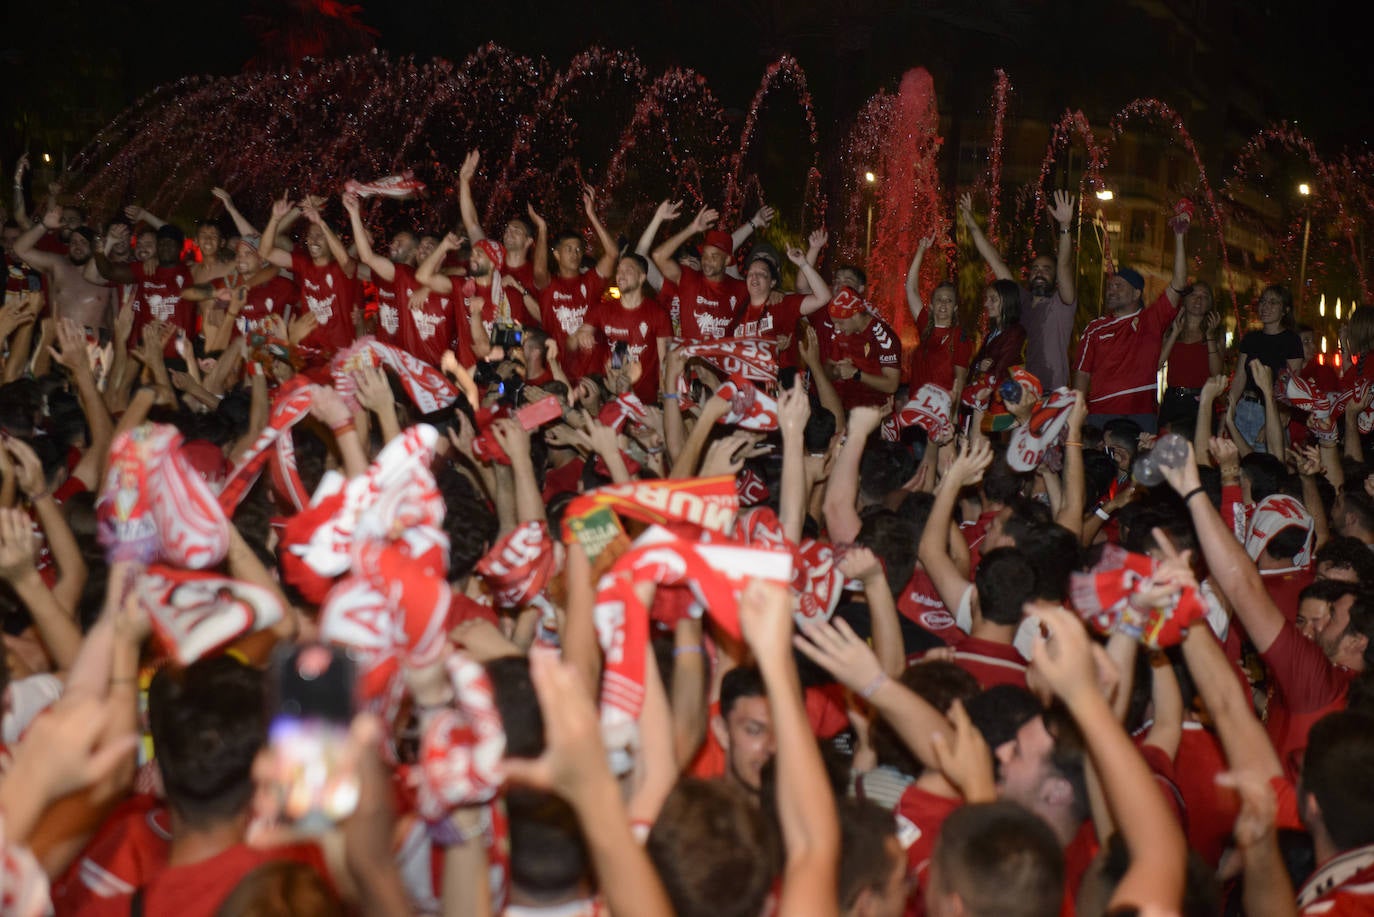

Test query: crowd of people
[1,144,1373,917]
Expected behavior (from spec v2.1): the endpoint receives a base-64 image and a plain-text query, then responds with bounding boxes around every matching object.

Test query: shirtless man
[14,204,114,330]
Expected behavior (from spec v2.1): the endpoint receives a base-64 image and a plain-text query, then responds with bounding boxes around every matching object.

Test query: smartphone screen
[267,644,359,833]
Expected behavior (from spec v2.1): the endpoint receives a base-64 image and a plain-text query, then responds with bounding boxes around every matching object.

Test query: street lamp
[1298,183,1312,309]
[864,171,876,184]
[1095,189,1114,201]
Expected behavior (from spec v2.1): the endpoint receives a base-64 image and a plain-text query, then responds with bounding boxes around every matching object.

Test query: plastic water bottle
[1152,432,1190,471]
[1132,453,1162,486]
[999,379,1022,404]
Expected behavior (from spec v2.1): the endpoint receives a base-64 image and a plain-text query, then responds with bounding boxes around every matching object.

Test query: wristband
[673,645,704,658]
[859,672,888,700]
[330,420,355,437]
[1064,441,1082,448]
[661,393,679,401]
[1094,506,1112,522]
[1182,485,1207,504]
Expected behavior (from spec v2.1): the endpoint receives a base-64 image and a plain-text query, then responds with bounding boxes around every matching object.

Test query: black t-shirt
[1239,329,1303,395]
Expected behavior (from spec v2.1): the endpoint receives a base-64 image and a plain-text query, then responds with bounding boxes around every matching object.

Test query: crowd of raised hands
[2,154,1374,917]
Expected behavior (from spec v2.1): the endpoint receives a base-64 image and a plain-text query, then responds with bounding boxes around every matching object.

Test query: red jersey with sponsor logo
[405,288,462,368]
[661,266,746,342]
[592,296,672,403]
[540,270,608,379]
[290,251,356,359]
[898,567,963,646]
[1073,291,1177,415]
[373,262,420,348]
[217,274,297,340]
[730,293,805,369]
[812,311,902,409]
[506,258,542,293]
[909,325,973,392]
[129,261,197,352]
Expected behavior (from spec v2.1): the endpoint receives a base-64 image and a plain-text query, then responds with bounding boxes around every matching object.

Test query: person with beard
[343,190,420,350]
[650,203,749,342]
[259,193,358,362]
[1072,208,1190,431]
[416,231,507,360]
[961,190,1078,391]
[92,223,219,356]
[586,253,672,402]
[14,202,115,330]
[457,149,550,295]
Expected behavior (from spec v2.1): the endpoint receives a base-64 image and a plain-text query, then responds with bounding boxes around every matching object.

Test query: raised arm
[342,191,393,282]
[742,580,840,917]
[906,235,933,324]
[258,194,297,270]
[1165,209,1189,308]
[651,204,715,288]
[787,246,832,315]
[11,155,31,228]
[582,185,618,279]
[415,232,459,295]
[777,380,810,545]
[1049,190,1077,304]
[917,439,992,614]
[820,406,882,543]
[1055,393,1087,535]
[300,201,354,276]
[1032,605,1187,914]
[795,229,828,296]
[526,204,550,289]
[210,187,261,239]
[959,193,1012,281]
[13,209,63,273]
[1159,440,1285,652]
[456,151,486,242]
[730,204,773,256]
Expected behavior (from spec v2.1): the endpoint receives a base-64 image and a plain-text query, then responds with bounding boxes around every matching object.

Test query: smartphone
[26,273,42,293]
[266,643,359,833]
[610,341,629,370]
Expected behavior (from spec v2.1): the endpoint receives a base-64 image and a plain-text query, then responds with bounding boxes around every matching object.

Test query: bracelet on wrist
[1094,506,1112,521]
[1182,485,1208,504]
[330,420,355,437]
[673,645,704,658]
[859,672,888,700]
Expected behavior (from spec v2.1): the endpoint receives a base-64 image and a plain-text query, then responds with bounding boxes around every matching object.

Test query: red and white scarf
[333,337,460,414]
[1007,387,1078,472]
[715,376,780,431]
[136,564,284,664]
[475,521,556,609]
[97,423,230,569]
[881,383,953,442]
[560,475,740,541]
[413,651,506,820]
[674,337,779,387]
[217,377,314,514]
[1068,546,1206,649]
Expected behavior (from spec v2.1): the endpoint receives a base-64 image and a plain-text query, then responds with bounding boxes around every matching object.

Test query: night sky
[3,0,1369,163]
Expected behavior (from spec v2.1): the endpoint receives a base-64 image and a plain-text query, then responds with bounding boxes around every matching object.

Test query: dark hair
[975,547,1038,626]
[436,465,497,581]
[1340,489,1374,534]
[553,230,583,249]
[983,450,1031,506]
[965,685,1043,754]
[1267,526,1311,562]
[745,254,780,289]
[1102,418,1143,453]
[1259,284,1296,330]
[619,252,649,276]
[1241,454,1290,503]
[859,438,918,502]
[834,264,868,289]
[837,800,899,911]
[721,666,768,720]
[507,789,589,899]
[856,508,919,599]
[1315,536,1374,587]
[931,802,1064,917]
[148,656,265,827]
[215,861,339,917]
[990,279,1022,330]
[1010,522,1081,602]
[647,779,777,917]
[872,661,980,775]
[1299,711,1374,851]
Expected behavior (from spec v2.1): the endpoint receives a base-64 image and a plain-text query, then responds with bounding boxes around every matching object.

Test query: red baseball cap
[701,229,734,254]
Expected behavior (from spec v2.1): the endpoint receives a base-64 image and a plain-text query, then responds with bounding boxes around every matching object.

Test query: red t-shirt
[661,267,746,342]
[1061,822,1100,917]
[1172,721,1240,868]
[129,261,197,353]
[910,325,973,392]
[290,251,356,360]
[505,258,543,293]
[898,567,963,646]
[373,263,420,349]
[52,793,171,912]
[214,274,298,341]
[540,270,608,380]
[79,841,330,917]
[894,784,962,917]
[1073,291,1178,415]
[945,634,1027,689]
[405,288,462,369]
[1263,568,1314,623]
[730,293,806,369]
[1165,339,1212,389]
[1261,620,1357,779]
[593,296,672,403]
[1297,846,1374,915]
[812,311,902,409]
